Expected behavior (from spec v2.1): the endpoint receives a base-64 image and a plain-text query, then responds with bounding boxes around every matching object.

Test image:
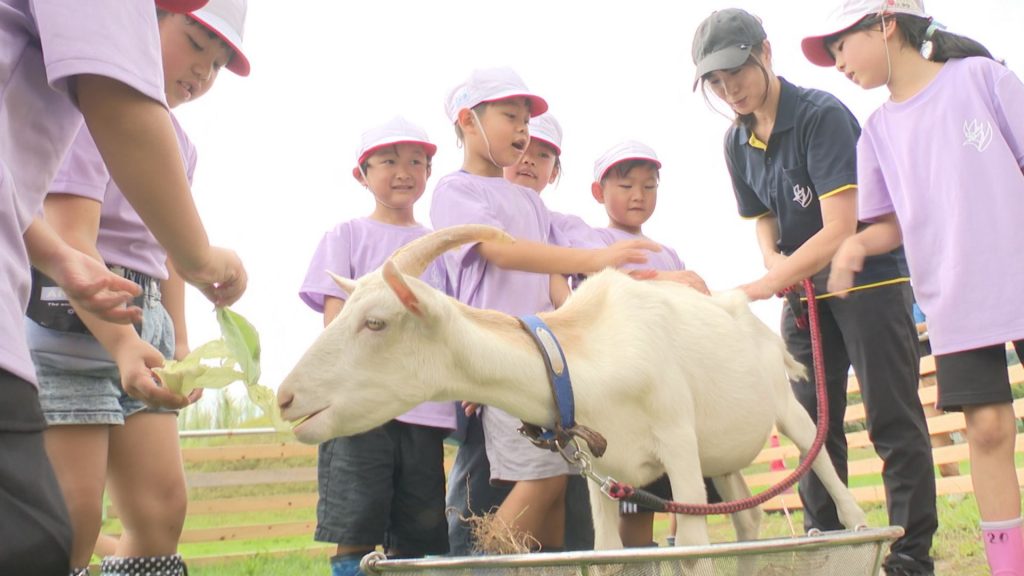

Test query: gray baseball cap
[691,8,767,91]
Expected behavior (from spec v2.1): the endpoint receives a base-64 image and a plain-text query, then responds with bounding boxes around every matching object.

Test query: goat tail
[782,347,808,382]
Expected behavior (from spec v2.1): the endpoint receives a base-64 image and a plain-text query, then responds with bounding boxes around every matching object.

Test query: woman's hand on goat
[740,277,777,301]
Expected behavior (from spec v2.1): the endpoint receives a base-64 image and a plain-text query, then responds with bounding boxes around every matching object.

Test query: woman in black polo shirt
[690,9,936,576]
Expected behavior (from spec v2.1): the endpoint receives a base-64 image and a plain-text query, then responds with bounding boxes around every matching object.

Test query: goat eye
[365,318,386,331]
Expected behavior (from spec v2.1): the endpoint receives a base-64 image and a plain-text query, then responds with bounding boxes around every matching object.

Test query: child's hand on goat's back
[597,239,661,272]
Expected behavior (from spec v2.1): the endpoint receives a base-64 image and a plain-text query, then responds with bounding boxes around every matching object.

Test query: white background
[173,1,1024,396]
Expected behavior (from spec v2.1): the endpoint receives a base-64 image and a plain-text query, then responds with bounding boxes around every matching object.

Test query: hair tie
[924,19,945,41]
[920,19,946,60]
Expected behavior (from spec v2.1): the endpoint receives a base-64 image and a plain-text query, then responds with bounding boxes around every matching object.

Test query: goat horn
[389,224,514,278]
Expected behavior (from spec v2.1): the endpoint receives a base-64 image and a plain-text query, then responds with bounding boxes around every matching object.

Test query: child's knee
[966,404,1017,452]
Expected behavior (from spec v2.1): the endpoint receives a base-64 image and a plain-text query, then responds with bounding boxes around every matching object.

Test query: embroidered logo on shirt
[792,184,813,208]
[963,119,993,152]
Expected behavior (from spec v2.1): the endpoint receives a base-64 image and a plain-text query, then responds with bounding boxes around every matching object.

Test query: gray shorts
[28,293,175,426]
[481,406,572,483]
[315,420,449,556]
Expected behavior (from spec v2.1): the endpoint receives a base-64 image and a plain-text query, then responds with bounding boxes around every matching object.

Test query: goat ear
[382,260,424,317]
[328,271,357,296]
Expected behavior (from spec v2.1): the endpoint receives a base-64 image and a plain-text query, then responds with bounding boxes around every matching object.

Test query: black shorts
[934,340,1024,411]
[0,371,72,575]
[315,419,449,556]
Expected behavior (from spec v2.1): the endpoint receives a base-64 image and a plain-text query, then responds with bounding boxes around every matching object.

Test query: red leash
[600,277,828,515]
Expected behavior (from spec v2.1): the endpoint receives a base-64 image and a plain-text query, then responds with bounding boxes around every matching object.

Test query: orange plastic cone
[770,434,786,472]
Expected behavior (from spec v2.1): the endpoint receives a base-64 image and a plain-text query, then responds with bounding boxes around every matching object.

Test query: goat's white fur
[278,226,866,549]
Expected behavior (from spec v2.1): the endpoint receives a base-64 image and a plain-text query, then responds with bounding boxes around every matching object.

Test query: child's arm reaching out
[478,237,660,275]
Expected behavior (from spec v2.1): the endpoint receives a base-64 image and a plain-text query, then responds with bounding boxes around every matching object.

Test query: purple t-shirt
[299,217,454,430]
[0,0,167,385]
[430,171,553,316]
[858,57,1024,354]
[49,114,197,281]
[592,227,685,272]
[549,211,603,249]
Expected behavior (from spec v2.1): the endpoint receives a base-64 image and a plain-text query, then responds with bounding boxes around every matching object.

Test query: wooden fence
[96,350,1023,567]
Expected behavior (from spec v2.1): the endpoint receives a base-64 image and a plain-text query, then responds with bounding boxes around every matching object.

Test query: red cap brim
[481,94,549,118]
[801,36,837,67]
[530,136,561,156]
[189,12,250,76]
[156,0,207,13]
[357,141,438,167]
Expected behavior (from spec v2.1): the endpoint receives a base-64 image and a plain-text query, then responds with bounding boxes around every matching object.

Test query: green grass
[188,552,324,576]
[178,495,993,575]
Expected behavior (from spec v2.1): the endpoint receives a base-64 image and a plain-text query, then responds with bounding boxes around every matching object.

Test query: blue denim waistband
[108,265,160,300]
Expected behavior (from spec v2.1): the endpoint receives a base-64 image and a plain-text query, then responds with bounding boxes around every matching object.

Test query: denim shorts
[27,288,175,426]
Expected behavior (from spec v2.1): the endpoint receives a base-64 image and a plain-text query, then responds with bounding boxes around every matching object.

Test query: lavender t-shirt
[49,114,197,281]
[592,227,685,272]
[858,57,1024,354]
[0,0,167,385]
[549,211,602,249]
[430,171,553,316]
[299,217,454,430]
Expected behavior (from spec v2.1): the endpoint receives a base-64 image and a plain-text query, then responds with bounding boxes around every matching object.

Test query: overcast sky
[172,0,1024,395]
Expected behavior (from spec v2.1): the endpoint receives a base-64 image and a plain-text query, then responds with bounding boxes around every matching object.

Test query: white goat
[277,225,866,549]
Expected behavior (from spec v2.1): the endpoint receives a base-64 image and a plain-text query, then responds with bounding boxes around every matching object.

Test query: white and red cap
[444,67,548,124]
[802,0,928,66]
[156,0,207,13]
[593,140,661,182]
[190,0,250,76]
[529,113,563,155]
[355,116,437,173]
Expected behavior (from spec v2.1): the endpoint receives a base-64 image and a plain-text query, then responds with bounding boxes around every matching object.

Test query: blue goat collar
[518,314,576,432]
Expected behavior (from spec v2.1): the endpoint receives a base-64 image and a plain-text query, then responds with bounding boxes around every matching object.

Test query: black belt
[27,264,156,335]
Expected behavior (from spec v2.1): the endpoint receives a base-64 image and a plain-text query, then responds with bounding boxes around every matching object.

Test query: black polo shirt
[724,77,907,291]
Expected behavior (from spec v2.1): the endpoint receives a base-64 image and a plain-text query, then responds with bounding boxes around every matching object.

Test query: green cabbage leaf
[154,307,285,430]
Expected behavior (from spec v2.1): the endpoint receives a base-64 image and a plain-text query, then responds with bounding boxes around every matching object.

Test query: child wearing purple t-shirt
[26,2,250,574]
[299,116,452,576]
[0,0,250,573]
[804,1,1024,572]
[432,67,660,552]
[589,140,711,547]
[443,112,597,556]
[591,141,685,270]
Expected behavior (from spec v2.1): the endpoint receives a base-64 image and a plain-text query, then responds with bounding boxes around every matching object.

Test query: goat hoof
[806,528,823,537]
